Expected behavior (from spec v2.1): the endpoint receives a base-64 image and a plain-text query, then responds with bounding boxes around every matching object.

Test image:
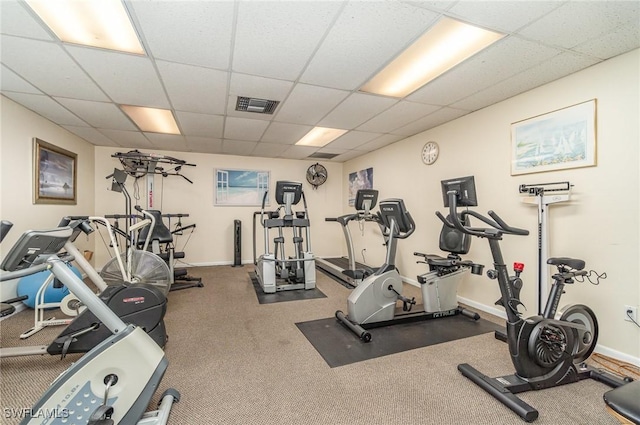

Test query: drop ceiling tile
[279,145,318,160]
[2,92,87,126]
[452,52,601,111]
[62,126,120,147]
[185,136,223,154]
[144,133,188,152]
[391,107,470,136]
[408,36,563,106]
[0,2,54,40]
[518,1,638,49]
[65,46,169,108]
[261,122,312,145]
[129,1,234,69]
[222,140,258,156]
[448,1,562,33]
[0,35,108,101]
[55,98,136,130]
[357,101,440,133]
[301,2,440,90]
[324,131,382,150]
[1,65,42,94]
[229,73,294,103]
[319,93,398,130]
[573,22,640,60]
[275,84,350,125]
[175,111,224,138]
[357,134,405,152]
[233,2,341,80]
[97,129,154,149]
[331,150,368,162]
[251,142,291,158]
[406,1,457,12]
[157,61,228,115]
[224,117,269,141]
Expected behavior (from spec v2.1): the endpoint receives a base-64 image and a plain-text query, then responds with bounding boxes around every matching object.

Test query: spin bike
[336,198,482,342]
[0,222,179,425]
[438,178,629,422]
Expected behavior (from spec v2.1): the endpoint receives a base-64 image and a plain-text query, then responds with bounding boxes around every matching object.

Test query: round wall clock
[421,141,439,165]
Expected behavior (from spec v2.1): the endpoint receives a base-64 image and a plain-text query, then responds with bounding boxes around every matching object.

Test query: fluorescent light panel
[296,127,348,147]
[361,18,504,98]
[26,0,144,54]
[121,105,181,135]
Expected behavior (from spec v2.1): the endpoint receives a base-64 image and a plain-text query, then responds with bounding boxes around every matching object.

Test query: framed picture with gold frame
[33,138,77,205]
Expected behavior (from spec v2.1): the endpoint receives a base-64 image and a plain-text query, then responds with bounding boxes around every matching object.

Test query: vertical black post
[233,219,242,267]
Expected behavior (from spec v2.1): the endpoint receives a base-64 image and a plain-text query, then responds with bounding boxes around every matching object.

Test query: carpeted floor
[1,265,637,425]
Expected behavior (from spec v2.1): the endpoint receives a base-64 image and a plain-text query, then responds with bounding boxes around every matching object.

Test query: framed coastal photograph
[511,99,597,176]
[33,138,77,205]
[215,168,269,206]
[348,167,373,206]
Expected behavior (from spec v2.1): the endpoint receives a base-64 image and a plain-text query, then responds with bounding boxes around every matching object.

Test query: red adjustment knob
[514,262,525,272]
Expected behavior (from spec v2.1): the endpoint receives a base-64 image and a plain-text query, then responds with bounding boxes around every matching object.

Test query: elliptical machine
[437,176,628,422]
[0,222,179,424]
[254,181,315,293]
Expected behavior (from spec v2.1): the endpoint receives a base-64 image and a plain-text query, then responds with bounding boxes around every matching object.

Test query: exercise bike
[437,176,629,422]
[1,216,170,359]
[336,198,483,342]
[0,222,179,424]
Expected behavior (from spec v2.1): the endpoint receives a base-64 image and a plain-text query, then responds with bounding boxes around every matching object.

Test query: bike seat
[547,257,585,270]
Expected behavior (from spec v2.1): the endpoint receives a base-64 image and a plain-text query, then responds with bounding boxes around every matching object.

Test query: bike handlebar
[437,191,529,239]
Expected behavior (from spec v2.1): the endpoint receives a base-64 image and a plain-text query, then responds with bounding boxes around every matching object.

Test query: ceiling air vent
[308,152,340,159]
[236,96,280,114]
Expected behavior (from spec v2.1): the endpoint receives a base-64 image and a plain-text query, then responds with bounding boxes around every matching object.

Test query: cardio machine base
[458,362,629,422]
[336,305,480,342]
[255,253,316,294]
[315,256,375,288]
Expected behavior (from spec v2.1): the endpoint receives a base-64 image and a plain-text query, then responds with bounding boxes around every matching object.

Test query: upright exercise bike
[437,176,628,422]
[0,221,179,424]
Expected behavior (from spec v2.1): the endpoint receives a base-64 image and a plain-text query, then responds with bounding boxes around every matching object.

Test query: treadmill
[316,189,381,288]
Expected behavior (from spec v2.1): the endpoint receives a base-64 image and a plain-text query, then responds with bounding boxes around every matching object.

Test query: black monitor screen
[275,181,302,205]
[378,199,411,233]
[354,189,378,212]
[441,176,478,207]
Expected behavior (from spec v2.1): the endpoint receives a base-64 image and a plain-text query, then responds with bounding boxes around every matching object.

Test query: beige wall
[0,96,96,300]
[93,146,345,269]
[343,49,640,364]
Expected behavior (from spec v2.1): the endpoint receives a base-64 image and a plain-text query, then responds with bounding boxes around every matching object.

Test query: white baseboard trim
[185,260,254,267]
[594,346,640,368]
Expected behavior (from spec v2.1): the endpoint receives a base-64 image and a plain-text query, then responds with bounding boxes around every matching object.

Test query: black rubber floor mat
[249,272,326,304]
[296,314,503,368]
